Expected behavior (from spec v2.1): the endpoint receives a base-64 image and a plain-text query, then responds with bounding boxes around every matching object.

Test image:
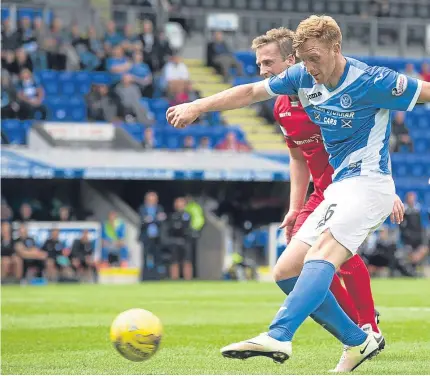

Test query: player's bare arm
[166,81,272,128]
[417,80,430,103]
[279,147,311,241]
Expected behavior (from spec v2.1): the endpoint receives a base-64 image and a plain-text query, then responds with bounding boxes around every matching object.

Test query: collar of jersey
[324,57,350,93]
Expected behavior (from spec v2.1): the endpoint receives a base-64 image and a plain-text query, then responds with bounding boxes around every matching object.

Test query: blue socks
[269,260,367,347]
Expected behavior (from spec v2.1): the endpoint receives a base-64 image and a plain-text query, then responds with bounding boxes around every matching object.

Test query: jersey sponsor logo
[314,112,321,121]
[279,111,292,118]
[392,74,407,96]
[313,106,355,118]
[374,72,384,84]
[323,117,337,126]
[341,119,352,128]
[307,92,322,100]
[340,94,352,109]
[294,133,322,145]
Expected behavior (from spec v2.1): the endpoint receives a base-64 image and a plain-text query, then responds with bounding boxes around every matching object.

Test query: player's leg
[170,245,180,280]
[340,255,380,332]
[293,200,359,325]
[45,257,58,281]
[1,256,12,281]
[182,245,193,280]
[222,203,366,363]
[12,254,23,281]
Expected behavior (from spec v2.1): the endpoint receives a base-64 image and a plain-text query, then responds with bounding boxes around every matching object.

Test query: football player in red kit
[252,28,405,341]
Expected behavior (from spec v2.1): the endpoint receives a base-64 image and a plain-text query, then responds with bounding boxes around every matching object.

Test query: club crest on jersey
[392,74,407,96]
[340,94,352,109]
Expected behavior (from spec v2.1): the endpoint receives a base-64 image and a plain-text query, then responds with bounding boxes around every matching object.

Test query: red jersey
[274,95,333,199]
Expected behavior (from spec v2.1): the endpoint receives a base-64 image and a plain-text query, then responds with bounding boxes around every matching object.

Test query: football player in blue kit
[166,15,429,372]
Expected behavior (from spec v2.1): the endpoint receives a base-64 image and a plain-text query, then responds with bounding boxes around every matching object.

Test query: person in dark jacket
[138,191,166,279]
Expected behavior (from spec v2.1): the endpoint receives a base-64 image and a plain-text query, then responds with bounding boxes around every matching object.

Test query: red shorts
[291,192,324,237]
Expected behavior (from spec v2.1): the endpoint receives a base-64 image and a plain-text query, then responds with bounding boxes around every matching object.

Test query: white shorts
[293,174,396,254]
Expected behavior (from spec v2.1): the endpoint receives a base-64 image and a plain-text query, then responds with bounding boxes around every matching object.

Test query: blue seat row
[122,124,246,148]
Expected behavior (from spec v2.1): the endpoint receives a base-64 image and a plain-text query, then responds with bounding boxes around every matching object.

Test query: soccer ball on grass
[110,308,163,361]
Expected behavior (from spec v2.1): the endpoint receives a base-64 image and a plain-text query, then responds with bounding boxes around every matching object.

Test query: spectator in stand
[2,18,21,51]
[18,16,38,54]
[155,30,172,71]
[71,24,99,71]
[87,83,123,122]
[115,74,154,124]
[139,19,158,71]
[58,205,73,221]
[139,191,167,279]
[130,51,153,97]
[43,228,75,282]
[104,20,123,54]
[9,48,33,76]
[106,45,132,75]
[198,136,212,150]
[1,72,20,119]
[215,131,251,152]
[400,192,429,271]
[47,17,80,71]
[33,17,48,48]
[163,52,190,97]
[122,24,140,56]
[71,229,96,282]
[101,211,128,267]
[390,111,413,152]
[14,223,47,280]
[1,198,14,222]
[207,31,244,82]
[142,127,158,149]
[16,68,47,120]
[17,203,34,222]
[169,80,201,106]
[183,135,195,150]
[32,17,49,70]
[403,63,420,79]
[87,26,105,69]
[421,62,430,82]
[1,222,23,283]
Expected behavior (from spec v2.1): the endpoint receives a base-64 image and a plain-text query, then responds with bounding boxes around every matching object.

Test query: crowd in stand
[1,15,252,151]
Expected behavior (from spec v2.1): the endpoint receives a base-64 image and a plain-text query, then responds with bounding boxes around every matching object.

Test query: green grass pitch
[2,279,430,375]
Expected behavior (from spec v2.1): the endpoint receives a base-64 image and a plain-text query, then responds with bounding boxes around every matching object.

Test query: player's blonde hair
[251,27,295,60]
[293,15,342,50]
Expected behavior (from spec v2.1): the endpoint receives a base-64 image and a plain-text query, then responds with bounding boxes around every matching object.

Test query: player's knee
[304,230,351,268]
[272,261,301,282]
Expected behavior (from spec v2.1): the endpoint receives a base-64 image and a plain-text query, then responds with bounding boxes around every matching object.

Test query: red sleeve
[285,136,298,149]
[275,97,299,149]
[273,97,281,123]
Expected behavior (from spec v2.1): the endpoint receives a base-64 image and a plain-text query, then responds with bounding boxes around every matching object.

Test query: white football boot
[220,333,291,363]
[331,333,379,372]
[362,323,386,351]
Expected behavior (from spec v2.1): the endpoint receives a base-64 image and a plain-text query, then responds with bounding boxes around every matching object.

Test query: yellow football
[110,308,163,361]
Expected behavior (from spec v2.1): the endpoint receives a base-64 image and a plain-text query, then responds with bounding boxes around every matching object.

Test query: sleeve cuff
[407,79,423,111]
[264,79,277,97]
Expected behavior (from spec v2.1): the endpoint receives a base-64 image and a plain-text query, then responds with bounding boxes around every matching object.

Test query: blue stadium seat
[1,8,10,20]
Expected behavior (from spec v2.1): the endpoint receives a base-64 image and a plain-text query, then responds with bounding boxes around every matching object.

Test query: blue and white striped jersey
[264,57,423,183]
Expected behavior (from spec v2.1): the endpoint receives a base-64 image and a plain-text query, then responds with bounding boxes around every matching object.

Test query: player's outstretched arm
[166,81,272,128]
[418,80,430,103]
